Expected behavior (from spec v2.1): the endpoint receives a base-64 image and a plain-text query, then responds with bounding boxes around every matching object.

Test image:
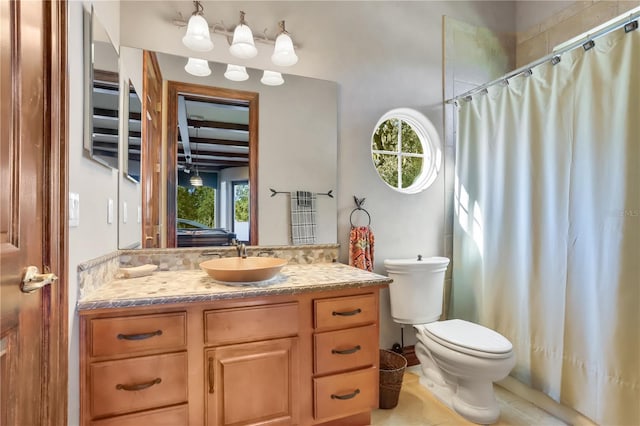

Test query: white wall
[68,3,121,424]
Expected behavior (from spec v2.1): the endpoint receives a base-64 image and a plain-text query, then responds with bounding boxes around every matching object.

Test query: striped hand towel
[349,226,374,271]
[290,191,317,244]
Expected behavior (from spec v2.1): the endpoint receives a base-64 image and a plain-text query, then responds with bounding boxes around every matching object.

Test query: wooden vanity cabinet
[79,286,383,425]
[312,293,379,423]
[80,311,189,425]
[204,302,300,425]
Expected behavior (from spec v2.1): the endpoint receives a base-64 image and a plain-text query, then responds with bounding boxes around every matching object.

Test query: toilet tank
[384,256,450,325]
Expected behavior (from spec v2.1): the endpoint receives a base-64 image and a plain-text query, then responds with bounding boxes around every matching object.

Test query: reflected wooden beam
[177,148,248,159]
[186,118,248,132]
[177,136,248,147]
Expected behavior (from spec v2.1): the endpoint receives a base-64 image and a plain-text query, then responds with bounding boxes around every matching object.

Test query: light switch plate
[123,201,128,224]
[107,199,114,224]
[69,192,79,227]
[137,206,142,224]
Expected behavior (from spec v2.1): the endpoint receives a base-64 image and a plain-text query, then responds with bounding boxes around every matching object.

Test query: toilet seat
[415,319,513,359]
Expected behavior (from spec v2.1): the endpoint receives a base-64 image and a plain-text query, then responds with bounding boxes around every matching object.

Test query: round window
[371,108,442,194]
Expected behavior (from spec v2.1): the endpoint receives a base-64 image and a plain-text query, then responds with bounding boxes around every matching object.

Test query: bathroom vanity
[78,262,390,425]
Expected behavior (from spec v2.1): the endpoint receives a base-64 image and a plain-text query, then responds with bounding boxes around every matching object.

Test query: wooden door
[206,338,299,426]
[0,0,67,424]
[141,50,162,248]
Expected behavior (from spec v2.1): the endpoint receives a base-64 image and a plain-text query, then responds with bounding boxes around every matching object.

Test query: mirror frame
[165,81,259,247]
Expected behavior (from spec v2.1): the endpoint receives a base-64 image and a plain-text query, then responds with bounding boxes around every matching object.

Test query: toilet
[384,256,515,425]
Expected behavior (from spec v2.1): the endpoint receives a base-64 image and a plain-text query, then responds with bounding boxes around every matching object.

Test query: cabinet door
[206,337,299,426]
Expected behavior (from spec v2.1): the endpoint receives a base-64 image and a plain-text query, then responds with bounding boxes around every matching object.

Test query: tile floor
[371,371,567,425]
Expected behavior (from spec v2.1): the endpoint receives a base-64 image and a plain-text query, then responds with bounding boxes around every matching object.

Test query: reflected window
[233,181,249,243]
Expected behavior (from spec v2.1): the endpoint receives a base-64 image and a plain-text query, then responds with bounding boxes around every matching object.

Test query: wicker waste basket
[378,349,407,409]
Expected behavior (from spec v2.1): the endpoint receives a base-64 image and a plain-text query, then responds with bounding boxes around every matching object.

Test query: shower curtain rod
[445,8,640,105]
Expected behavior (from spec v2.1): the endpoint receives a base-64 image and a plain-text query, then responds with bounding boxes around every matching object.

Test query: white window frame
[371,108,442,194]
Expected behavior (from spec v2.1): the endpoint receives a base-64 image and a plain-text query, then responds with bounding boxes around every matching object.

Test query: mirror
[116,48,338,249]
[83,6,119,169]
[125,81,141,182]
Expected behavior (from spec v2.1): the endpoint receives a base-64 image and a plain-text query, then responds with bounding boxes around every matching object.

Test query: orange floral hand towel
[349,226,374,272]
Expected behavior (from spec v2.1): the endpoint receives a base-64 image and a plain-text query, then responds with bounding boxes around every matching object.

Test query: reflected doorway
[166,82,258,247]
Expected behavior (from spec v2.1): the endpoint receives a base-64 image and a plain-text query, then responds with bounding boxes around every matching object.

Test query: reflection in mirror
[125,82,141,182]
[84,6,119,169]
[169,86,256,247]
[117,48,338,249]
[176,98,249,246]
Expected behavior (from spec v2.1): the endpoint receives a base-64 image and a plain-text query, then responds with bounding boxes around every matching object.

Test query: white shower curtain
[453,27,639,425]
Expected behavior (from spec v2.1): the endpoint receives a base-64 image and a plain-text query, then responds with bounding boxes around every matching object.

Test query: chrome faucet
[236,242,247,259]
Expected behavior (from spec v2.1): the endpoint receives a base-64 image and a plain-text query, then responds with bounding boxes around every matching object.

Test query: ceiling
[91,85,250,174]
[177,97,249,173]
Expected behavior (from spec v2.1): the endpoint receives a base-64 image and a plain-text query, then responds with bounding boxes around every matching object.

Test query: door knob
[21,266,58,293]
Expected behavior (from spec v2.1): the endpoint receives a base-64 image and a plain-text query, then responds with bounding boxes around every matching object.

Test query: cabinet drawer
[90,312,186,357]
[90,404,188,426]
[314,324,378,375]
[90,352,188,418]
[205,302,298,346]
[313,367,378,421]
[314,294,376,330]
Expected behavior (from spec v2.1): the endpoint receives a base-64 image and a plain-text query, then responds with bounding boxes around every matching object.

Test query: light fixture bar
[174,15,300,48]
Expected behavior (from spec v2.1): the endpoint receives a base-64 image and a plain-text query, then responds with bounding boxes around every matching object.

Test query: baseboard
[497,376,597,426]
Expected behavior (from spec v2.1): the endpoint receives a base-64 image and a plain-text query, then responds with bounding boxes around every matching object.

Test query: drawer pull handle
[117,330,163,341]
[332,345,361,355]
[208,357,214,394]
[116,377,161,391]
[331,389,360,400]
[332,308,362,317]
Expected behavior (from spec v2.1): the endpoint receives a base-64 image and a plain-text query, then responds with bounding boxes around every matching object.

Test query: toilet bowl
[384,257,515,424]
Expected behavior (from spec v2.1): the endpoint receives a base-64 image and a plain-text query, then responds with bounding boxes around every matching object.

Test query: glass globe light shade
[184,58,211,77]
[260,70,284,86]
[182,14,214,52]
[224,64,249,82]
[190,173,203,186]
[271,32,298,66]
[229,24,258,59]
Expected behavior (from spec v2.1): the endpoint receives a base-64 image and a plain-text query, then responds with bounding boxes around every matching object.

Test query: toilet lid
[422,319,512,354]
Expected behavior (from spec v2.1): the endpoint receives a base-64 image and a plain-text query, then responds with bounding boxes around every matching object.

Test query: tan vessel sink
[200,257,287,282]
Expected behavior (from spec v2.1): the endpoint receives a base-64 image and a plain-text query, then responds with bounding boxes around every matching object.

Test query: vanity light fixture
[229,11,258,59]
[224,64,249,81]
[184,57,211,77]
[182,1,214,52]
[261,70,284,86]
[271,21,298,66]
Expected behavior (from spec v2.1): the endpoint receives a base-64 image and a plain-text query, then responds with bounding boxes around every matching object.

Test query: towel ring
[350,208,371,228]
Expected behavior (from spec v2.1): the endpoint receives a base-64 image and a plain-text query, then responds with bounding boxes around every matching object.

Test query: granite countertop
[78,262,392,311]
